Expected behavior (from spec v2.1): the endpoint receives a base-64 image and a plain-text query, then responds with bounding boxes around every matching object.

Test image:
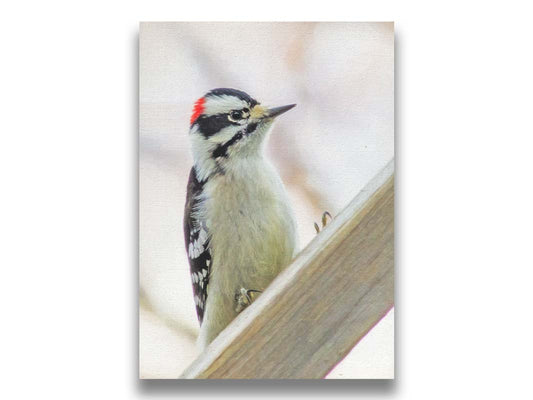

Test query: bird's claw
[315,211,333,234]
[235,288,262,313]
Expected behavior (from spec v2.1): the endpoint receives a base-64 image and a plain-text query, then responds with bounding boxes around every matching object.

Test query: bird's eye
[229,110,242,121]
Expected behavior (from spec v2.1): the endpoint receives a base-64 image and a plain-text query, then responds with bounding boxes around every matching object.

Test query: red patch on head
[190,97,206,125]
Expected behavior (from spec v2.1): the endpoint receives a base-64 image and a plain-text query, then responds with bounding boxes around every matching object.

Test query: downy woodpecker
[183,88,297,351]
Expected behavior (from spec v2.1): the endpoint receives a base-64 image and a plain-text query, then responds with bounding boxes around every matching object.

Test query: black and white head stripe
[212,123,258,159]
[194,113,240,138]
[206,88,258,108]
[187,88,294,181]
[191,88,259,137]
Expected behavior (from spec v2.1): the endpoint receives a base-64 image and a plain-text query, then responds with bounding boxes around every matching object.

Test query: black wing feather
[183,167,211,324]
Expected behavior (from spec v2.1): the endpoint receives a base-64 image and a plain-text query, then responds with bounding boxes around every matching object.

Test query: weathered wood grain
[180,159,394,379]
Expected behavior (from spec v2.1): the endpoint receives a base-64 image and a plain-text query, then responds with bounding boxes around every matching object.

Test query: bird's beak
[265,104,296,119]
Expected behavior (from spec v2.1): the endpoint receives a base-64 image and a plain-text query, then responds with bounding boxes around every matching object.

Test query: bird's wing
[183,167,211,325]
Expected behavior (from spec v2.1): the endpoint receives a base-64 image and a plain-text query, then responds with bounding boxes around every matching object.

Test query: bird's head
[188,88,296,181]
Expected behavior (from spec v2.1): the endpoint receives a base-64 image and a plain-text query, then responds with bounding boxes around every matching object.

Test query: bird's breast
[202,159,297,289]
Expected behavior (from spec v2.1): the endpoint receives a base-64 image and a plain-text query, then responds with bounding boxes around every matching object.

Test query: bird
[183,88,298,351]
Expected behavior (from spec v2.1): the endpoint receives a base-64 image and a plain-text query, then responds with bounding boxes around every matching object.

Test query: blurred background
[140,22,394,378]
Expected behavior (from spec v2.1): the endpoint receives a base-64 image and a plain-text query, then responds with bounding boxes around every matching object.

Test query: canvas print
[140,22,394,379]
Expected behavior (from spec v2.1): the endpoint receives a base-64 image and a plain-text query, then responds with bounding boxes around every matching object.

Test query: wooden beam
[180,159,394,379]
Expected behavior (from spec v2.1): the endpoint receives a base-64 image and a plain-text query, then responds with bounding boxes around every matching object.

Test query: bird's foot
[235,288,262,313]
[314,211,333,234]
